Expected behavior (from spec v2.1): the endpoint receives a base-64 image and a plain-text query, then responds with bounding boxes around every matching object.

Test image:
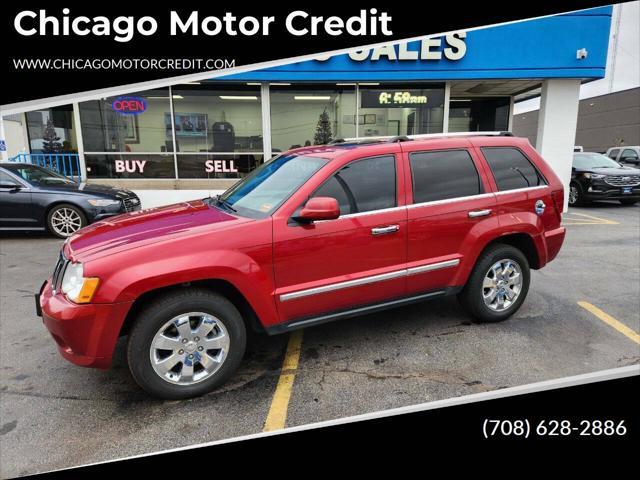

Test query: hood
[66,199,250,261]
[38,181,136,199]
[588,166,640,175]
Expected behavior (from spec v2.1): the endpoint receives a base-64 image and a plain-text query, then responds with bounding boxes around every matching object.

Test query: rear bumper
[544,227,566,264]
[39,280,132,369]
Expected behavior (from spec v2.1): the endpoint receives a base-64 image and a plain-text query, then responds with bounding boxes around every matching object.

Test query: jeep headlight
[61,262,100,303]
[87,199,120,207]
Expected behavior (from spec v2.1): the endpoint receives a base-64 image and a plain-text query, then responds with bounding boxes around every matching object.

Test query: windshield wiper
[214,195,237,213]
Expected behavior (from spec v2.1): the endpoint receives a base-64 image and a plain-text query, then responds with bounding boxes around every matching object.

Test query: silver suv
[606,146,640,166]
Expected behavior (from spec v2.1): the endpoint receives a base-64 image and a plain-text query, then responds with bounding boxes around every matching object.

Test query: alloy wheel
[482,259,523,312]
[568,185,579,205]
[50,207,82,237]
[150,312,230,385]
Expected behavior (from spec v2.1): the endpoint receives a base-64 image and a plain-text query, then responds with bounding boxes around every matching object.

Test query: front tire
[458,244,530,323]
[127,289,246,400]
[568,182,586,207]
[46,204,87,238]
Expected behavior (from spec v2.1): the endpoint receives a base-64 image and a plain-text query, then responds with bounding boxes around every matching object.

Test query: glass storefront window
[26,105,77,153]
[359,84,445,137]
[172,84,262,153]
[73,83,513,181]
[85,154,175,179]
[448,97,510,132]
[79,88,174,153]
[176,154,264,179]
[270,84,356,153]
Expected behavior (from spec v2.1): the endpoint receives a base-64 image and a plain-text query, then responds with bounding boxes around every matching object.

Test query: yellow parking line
[578,301,640,344]
[263,330,304,431]
[562,222,609,226]
[564,212,619,225]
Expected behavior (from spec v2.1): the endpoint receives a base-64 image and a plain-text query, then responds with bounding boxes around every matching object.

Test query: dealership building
[0,5,617,210]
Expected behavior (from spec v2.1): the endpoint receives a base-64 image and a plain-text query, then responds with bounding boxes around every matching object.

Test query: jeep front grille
[52,251,69,292]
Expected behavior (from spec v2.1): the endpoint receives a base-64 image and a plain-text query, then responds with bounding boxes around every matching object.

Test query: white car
[606,146,640,166]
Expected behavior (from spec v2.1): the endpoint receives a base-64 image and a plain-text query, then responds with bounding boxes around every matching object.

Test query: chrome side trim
[280,258,460,302]
[279,269,406,302]
[339,205,407,219]
[407,192,494,209]
[275,290,448,333]
[493,185,548,195]
[406,259,460,276]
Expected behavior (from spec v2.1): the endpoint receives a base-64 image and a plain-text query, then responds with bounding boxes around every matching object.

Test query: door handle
[468,209,492,218]
[371,225,400,235]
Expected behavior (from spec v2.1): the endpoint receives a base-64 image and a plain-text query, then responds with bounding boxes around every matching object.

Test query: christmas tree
[42,119,62,153]
[313,109,333,145]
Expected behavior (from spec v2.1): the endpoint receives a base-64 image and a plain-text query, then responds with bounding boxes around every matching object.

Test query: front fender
[89,247,279,328]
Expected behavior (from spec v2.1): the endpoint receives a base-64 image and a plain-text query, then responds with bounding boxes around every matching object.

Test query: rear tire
[127,289,246,400]
[458,244,530,323]
[619,199,637,206]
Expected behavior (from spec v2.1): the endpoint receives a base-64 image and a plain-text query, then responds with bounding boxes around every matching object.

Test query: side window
[608,149,620,159]
[0,171,15,183]
[409,149,483,203]
[313,155,396,215]
[621,149,639,160]
[482,147,546,191]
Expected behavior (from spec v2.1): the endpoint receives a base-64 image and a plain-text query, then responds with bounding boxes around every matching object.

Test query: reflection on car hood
[66,199,248,261]
[38,182,136,198]
[588,166,640,175]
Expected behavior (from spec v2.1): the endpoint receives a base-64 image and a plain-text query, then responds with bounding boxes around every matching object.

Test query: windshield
[5,164,75,186]
[573,153,621,169]
[216,154,328,218]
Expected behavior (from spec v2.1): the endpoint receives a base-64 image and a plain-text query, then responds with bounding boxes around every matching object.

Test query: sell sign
[112,96,148,115]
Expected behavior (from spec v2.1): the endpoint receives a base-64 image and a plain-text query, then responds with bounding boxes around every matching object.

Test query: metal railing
[9,153,82,184]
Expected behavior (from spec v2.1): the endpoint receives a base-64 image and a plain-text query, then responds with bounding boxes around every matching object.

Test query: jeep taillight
[551,190,564,223]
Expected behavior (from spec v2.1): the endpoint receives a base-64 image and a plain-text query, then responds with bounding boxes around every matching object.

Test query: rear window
[409,149,483,203]
[481,147,546,191]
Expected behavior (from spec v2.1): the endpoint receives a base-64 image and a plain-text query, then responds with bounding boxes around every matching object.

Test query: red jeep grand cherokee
[37,133,566,399]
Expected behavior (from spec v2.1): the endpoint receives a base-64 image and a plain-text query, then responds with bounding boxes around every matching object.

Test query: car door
[402,143,498,296]
[272,152,408,323]
[0,169,37,228]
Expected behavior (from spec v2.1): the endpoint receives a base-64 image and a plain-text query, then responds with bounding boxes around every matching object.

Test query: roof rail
[334,131,514,143]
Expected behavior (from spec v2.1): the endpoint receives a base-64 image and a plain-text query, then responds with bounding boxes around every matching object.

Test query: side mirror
[296,197,340,223]
[0,182,21,190]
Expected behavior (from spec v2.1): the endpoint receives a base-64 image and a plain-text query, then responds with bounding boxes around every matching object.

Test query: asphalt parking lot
[1,202,639,477]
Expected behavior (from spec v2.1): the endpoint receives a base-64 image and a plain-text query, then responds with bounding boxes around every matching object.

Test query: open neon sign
[112,96,147,115]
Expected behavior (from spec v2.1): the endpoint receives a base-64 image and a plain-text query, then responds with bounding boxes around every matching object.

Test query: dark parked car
[0,163,141,238]
[570,152,640,206]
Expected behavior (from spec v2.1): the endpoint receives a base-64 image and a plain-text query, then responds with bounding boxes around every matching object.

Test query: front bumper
[582,181,640,201]
[38,280,132,369]
[88,203,142,222]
